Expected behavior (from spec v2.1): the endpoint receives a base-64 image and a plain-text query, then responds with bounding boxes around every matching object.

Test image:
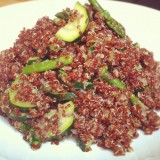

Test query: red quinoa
[0,2,160,156]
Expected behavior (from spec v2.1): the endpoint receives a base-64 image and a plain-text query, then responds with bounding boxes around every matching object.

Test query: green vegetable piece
[88,0,125,38]
[73,81,94,90]
[23,55,72,74]
[27,56,40,65]
[50,92,77,101]
[37,101,74,141]
[50,43,61,52]
[7,113,29,122]
[9,79,36,108]
[99,66,125,90]
[134,88,143,94]
[88,44,94,55]
[44,109,57,119]
[53,18,61,26]
[21,123,31,132]
[58,101,75,134]
[56,2,89,42]
[55,10,71,21]
[133,42,140,48]
[77,136,93,152]
[100,65,108,79]
[146,86,151,92]
[58,69,68,82]
[29,129,42,145]
[18,122,41,146]
[61,129,71,137]
[99,65,147,109]
[9,89,35,108]
[108,78,126,90]
[130,94,145,107]
[58,70,94,90]
[13,102,74,147]
[5,105,31,122]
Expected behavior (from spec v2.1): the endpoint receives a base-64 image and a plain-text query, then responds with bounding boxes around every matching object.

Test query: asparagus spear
[88,0,125,38]
[109,78,146,107]
[23,55,73,74]
[108,78,126,90]
[99,66,146,108]
[130,94,145,107]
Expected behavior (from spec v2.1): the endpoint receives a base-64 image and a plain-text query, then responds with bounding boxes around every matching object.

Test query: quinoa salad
[0,0,160,156]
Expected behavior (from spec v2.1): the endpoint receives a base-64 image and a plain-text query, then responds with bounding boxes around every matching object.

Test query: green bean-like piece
[23,55,73,74]
[130,94,145,108]
[88,0,125,38]
[99,66,146,108]
[110,78,146,108]
[108,79,126,90]
[99,66,125,90]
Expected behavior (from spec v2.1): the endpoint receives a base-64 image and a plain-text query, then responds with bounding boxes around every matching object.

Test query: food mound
[0,0,160,156]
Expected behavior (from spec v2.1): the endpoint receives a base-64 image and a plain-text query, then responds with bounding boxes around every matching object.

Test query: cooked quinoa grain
[0,1,160,156]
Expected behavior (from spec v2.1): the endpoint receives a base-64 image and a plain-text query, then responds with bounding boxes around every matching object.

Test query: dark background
[116,0,160,10]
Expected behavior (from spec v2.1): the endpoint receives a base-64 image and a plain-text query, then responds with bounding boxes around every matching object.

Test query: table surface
[0,0,159,9]
[0,0,30,7]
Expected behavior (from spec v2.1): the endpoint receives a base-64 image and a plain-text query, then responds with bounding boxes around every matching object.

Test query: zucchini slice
[9,79,35,108]
[32,109,57,143]
[26,101,75,143]
[9,89,35,108]
[58,101,75,134]
[56,2,89,42]
[44,101,75,140]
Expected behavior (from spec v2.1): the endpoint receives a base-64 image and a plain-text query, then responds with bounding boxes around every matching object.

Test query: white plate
[0,0,160,160]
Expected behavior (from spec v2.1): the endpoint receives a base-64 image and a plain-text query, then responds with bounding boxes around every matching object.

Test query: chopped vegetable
[0,0,159,156]
[72,81,94,90]
[88,0,125,38]
[49,92,77,101]
[27,56,40,65]
[77,137,93,152]
[23,55,73,74]
[9,79,35,108]
[55,10,72,21]
[56,2,89,42]
[108,78,126,90]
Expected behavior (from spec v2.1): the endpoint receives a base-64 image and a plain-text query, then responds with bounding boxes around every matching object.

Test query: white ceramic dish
[0,0,160,160]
